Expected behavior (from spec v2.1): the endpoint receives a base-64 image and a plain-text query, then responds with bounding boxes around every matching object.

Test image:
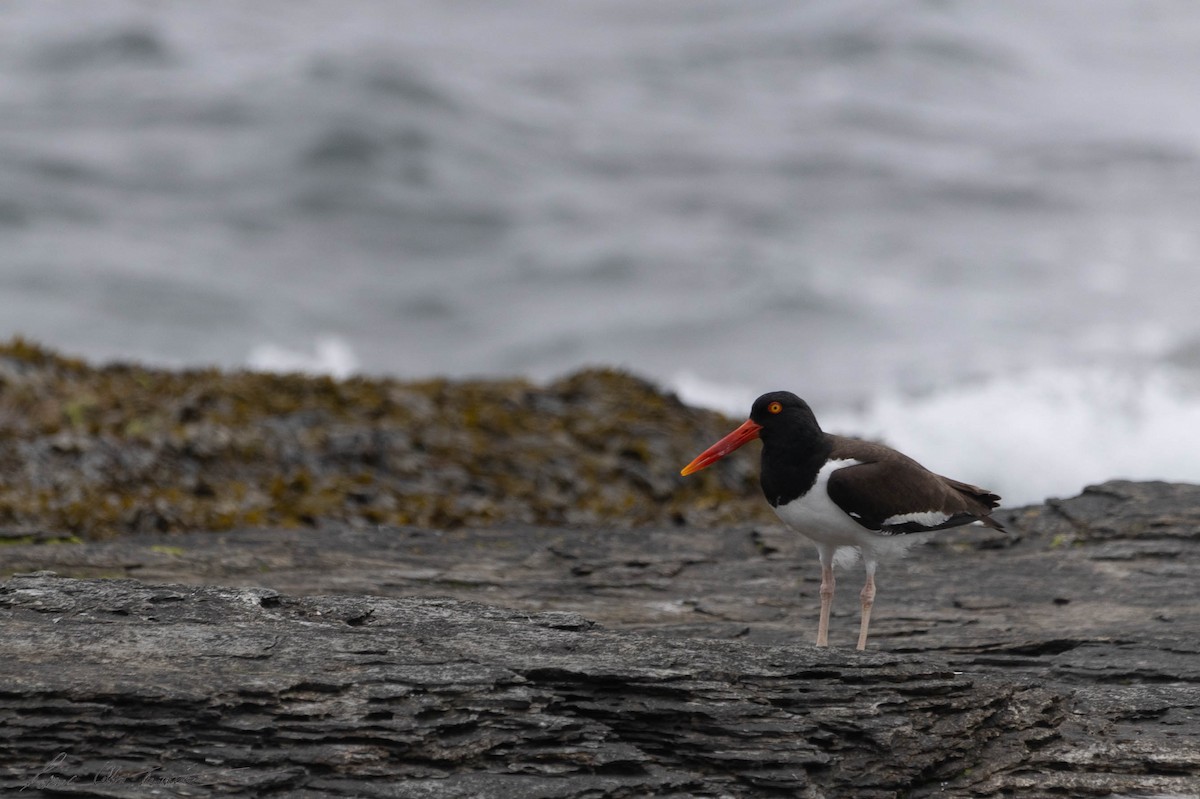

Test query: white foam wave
[673,367,1200,507]
[671,371,759,418]
[246,336,360,379]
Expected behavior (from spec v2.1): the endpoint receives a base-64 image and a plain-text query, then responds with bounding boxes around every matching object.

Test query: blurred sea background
[2,0,1200,506]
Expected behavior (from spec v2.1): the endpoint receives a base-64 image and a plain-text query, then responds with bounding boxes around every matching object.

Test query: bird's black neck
[759,428,831,508]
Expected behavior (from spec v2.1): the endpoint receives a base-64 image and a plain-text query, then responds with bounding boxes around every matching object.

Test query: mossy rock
[0,339,767,538]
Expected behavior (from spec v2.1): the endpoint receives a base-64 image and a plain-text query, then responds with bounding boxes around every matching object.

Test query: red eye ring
[767,401,782,414]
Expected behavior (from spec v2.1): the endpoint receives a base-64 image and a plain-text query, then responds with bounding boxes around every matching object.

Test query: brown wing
[826,436,1004,535]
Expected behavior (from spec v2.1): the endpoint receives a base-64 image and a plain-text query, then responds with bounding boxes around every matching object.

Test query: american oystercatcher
[681,391,1004,650]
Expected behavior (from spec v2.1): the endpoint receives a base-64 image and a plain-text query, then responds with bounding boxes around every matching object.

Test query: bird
[680,391,1004,650]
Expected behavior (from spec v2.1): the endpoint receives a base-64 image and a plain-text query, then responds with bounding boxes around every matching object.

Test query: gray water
[3,0,1200,502]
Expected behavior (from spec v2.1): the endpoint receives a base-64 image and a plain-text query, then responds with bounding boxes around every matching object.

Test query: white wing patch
[882,510,951,528]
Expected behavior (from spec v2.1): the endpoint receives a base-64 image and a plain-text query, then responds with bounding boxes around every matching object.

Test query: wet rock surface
[4,480,1199,797]
[0,574,1059,799]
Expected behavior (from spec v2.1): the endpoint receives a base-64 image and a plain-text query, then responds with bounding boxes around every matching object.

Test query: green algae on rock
[0,339,767,538]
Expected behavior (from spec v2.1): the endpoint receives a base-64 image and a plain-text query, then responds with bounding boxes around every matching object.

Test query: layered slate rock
[3,481,1200,796]
[1,573,1057,798]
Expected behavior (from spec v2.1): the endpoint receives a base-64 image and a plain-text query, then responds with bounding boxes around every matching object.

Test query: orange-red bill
[680,418,763,476]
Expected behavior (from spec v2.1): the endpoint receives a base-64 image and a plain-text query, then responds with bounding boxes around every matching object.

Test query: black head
[748,392,829,507]
[748,391,822,441]
[680,390,824,478]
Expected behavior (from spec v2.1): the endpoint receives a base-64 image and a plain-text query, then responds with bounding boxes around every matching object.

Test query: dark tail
[947,479,1006,531]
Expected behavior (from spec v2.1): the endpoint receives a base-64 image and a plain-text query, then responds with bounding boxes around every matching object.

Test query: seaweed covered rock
[0,339,765,537]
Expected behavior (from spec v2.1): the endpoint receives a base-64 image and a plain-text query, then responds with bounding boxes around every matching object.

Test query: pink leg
[856,569,876,651]
[816,561,835,647]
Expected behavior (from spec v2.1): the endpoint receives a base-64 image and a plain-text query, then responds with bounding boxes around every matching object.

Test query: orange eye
[767,401,782,414]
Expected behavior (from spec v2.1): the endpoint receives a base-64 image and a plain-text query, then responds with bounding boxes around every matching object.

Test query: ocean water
[2,0,1200,504]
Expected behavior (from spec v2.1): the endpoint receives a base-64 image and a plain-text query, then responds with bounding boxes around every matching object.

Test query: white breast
[771,459,873,547]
